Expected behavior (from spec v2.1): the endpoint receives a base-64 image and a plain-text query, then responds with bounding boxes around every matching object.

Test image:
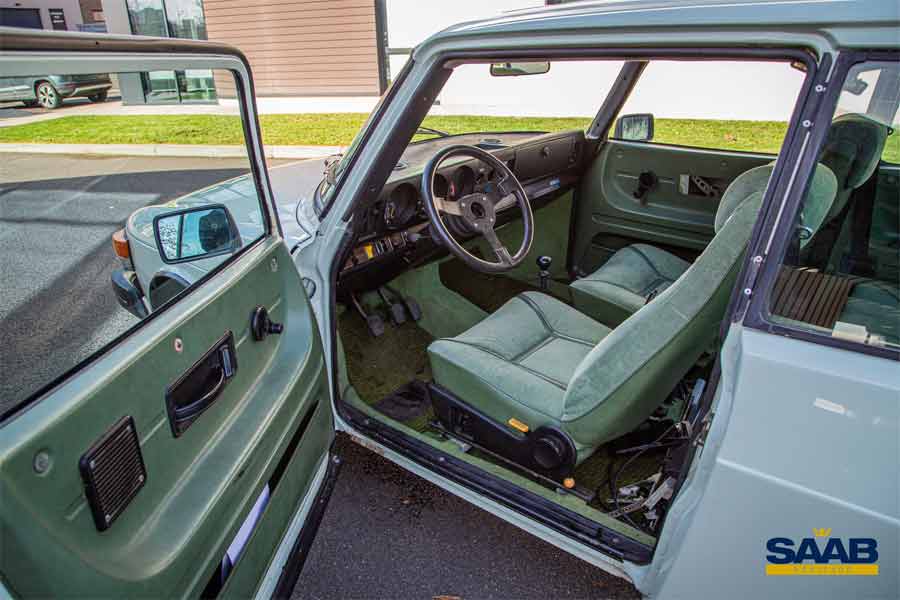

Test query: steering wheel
[421,145,533,273]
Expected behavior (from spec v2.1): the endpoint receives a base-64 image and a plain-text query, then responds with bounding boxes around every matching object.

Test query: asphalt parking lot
[1,153,638,599]
[0,153,255,413]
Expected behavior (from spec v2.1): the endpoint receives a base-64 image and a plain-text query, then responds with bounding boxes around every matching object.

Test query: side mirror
[490,61,550,77]
[153,204,241,264]
[614,113,655,142]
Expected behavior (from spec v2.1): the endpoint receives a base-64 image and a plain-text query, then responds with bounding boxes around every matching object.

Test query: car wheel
[88,91,108,103]
[36,82,61,109]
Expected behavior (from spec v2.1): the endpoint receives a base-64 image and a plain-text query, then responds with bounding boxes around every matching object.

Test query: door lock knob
[250,306,283,341]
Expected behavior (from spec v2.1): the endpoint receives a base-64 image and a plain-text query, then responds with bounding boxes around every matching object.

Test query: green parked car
[0,73,111,108]
[1,1,898,598]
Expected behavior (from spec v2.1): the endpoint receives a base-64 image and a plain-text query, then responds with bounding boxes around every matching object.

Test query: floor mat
[338,310,435,432]
[374,380,431,424]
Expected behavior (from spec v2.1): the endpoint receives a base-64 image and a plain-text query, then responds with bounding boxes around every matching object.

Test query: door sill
[337,400,653,565]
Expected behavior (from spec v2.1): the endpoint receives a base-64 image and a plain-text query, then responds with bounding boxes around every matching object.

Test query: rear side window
[0,68,269,416]
[766,60,900,352]
[612,60,805,153]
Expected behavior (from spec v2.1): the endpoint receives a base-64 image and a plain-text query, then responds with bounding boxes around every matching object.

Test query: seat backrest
[819,113,892,220]
[561,163,837,449]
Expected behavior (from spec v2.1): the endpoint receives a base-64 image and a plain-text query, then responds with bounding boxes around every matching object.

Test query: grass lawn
[1,113,897,161]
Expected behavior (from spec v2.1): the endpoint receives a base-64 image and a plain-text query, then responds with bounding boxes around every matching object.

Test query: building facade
[2,0,387,104]
[103,0,388,104]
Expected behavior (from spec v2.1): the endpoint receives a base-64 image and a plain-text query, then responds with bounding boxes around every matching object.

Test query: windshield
[317,59,627,213]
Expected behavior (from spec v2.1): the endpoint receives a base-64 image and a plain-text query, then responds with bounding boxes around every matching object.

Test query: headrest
[820,113,892,191]
[714,162,837,249]
[714,164,775,233]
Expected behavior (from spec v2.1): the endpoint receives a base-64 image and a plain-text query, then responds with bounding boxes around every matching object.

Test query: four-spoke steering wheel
[421,145,533,273]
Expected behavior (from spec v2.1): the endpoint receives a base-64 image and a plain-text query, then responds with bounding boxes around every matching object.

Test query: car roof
[415,0,899,57]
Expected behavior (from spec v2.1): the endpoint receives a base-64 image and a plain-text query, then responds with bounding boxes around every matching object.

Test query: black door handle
[172,365,226,421]
[165,331,237,437]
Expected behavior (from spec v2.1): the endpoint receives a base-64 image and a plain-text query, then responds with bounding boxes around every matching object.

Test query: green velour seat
[429,163,837,472]
[569,243,691,327]
[819,113,892,221]
[571,163,838,327]
[839,279,900,344]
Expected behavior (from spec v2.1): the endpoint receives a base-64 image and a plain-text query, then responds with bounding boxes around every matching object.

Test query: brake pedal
[386,285,422,321]
[378,288,407,325]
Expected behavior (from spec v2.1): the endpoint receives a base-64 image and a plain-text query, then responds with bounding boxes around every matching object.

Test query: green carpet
[338,310,436,431]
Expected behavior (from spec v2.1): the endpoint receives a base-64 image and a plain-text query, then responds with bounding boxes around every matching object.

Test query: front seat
[428,163,837,476]
[818,113,891,224]
[571,164,837,326]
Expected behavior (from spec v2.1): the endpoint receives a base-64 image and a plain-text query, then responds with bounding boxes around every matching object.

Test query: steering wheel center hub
[460,194,495,228]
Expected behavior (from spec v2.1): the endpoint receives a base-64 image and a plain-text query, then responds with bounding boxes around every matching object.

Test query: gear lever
[537,255,552,291]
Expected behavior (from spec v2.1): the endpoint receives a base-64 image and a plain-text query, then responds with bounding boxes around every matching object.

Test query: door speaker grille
[78,415,146,532]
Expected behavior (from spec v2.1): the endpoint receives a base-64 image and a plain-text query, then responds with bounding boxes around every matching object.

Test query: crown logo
[813,528,832,538]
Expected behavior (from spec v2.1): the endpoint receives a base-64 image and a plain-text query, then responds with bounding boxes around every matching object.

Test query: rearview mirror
[153,204,241,264]
[614,113,655,142]
[490,61,550,77]
[842,74,869,96]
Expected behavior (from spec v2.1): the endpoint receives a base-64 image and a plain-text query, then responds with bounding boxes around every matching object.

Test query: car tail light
[112,228,130,259]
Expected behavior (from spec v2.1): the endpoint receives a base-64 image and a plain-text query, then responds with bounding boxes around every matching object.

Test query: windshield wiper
[416,126,450,138]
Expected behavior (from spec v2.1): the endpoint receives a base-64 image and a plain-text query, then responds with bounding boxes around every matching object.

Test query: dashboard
[338,129,586,293]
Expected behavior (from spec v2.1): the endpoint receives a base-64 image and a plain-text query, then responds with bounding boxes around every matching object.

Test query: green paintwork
[0,240,331,598]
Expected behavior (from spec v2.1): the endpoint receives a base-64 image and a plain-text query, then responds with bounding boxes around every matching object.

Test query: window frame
[0,39,279,421]
[741,50,900,362]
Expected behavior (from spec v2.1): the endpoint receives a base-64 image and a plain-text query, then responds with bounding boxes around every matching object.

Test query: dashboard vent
[79,415,146,532]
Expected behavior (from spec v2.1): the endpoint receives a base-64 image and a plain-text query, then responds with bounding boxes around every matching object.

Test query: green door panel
[0,240,332,598]
[572,140,773,273]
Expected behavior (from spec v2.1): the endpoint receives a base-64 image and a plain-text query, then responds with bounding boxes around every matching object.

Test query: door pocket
[166,331,238,437]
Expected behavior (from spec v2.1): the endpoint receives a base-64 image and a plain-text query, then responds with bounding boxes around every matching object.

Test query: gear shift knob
[536,256,552,291]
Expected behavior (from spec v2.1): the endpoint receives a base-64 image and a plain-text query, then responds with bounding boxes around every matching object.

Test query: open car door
[0,30,336,598]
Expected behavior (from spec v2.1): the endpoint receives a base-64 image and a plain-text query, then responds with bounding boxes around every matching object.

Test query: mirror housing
[490,61,550,77]
[153,204,241,264]
[614,113,655,142]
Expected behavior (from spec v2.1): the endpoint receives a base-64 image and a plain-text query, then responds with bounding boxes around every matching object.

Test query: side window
[767,60,900,350]
[612,60,805,153]
[0,69,267,414]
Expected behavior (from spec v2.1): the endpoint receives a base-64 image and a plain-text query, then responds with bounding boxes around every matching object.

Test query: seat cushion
[428,292,610,438]
[839,279,900,344]
[570,244,690,326]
